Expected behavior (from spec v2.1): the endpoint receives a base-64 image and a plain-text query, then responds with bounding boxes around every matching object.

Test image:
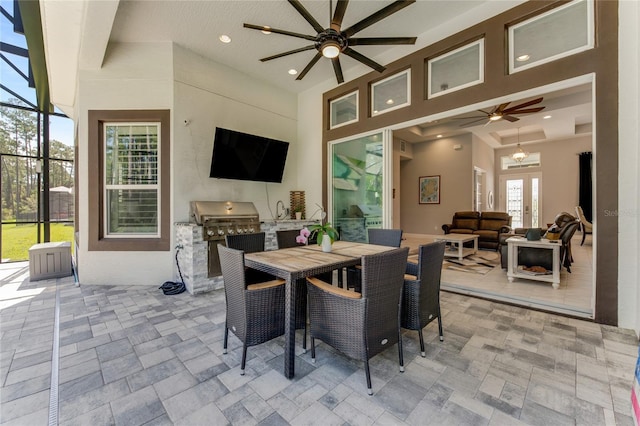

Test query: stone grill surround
[175,219,318,295]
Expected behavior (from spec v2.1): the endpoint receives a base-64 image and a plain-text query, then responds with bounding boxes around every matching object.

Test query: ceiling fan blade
[503,97,543,112]
[332,57,344,84]
[502,115,520,122]
[495,102,511,114]
[342,47,385,73]
[349,37,417,46]
[342,0,416,38]
[244,23,316,41]
[260,45,316,62]
[506,107,545,114]
[331,0,349,30]
[296,52,323,80]
[288,0,324,33]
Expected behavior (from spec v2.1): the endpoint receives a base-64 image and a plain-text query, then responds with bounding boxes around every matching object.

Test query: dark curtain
[578,152,593,222]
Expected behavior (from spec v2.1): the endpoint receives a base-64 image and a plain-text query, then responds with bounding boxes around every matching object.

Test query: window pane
[428,39,483,98]
[106,124,158,185]
[107,189,158,235]
[372,70,410,116]
[510,0,592,73]
[330,91,358,129]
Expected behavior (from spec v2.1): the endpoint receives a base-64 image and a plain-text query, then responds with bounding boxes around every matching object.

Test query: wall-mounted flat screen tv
[209,127,289,183]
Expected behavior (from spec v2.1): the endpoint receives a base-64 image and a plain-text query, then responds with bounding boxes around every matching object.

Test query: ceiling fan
[244,0,418,84]
[457,97,545,127]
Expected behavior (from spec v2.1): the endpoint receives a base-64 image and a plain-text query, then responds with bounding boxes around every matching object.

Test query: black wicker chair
[347,228,403,292]
[218,244,286,375]
[275,229,302,249]
[307,247,409,395]
[225,233,274,284]
[401,241,446,357]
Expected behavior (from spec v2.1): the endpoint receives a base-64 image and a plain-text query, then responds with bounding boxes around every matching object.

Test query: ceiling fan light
[321,42,340,58]
[516,54,530,62]
[261,26,272,35]
[489,114,502,121]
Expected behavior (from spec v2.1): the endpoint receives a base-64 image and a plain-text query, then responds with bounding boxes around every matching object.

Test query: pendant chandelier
[512,128,529,163]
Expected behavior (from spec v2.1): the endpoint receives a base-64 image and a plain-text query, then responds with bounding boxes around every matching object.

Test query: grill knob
[218,229,224,236]
[227,229,234,235]
[248,227,255,233]
[237,228,243,234]
[207,229,215,236]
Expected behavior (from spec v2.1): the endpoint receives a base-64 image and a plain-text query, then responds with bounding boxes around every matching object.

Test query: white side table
[506,237,560,289]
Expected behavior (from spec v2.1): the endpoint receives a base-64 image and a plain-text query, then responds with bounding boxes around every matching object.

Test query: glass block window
[371,69,410,116]
[509,0,593,74]
[104,123,160,236]
[427,39,484,98]
[330,91,358,129]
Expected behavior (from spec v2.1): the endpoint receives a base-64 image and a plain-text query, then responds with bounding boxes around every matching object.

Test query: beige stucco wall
[76,42,175,286]
[618,0,640,335]
[399,134,473,235]
[494,135,592,226]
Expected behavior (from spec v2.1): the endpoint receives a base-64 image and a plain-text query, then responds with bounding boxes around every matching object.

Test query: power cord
[159,245,186,295]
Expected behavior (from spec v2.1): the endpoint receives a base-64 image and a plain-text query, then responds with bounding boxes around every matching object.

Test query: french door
[499,172,542,229]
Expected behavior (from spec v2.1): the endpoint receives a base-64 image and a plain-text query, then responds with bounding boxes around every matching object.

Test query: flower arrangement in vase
[308,222,339,252]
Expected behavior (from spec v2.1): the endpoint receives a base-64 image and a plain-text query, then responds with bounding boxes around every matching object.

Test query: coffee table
[433,234,479,260]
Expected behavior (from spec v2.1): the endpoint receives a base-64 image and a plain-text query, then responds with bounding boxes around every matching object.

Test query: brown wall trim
[87,109,171,251]
[321,1,618,325]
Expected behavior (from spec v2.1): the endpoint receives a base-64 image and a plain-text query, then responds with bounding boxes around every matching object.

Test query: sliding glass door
[328,130,392,242]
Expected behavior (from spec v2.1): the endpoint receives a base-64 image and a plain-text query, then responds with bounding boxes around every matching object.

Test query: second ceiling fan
[457,97,546,127]
[244,0,418,84]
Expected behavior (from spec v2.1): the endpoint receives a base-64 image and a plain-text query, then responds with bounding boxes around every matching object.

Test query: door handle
[525,205,530,213]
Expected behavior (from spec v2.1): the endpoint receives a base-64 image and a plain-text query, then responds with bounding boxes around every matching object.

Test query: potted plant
[308,222,339,252]
[293,205,303,220]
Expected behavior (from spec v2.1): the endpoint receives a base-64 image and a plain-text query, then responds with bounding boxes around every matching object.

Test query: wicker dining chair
[276,229,302,249]
[307,247,409,395]
[347,228,403,292]
[401,241,446,357]
[225,233,274,284]
[218,244,286,375]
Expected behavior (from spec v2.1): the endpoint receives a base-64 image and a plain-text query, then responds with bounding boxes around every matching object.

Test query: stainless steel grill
[190,201,260,276]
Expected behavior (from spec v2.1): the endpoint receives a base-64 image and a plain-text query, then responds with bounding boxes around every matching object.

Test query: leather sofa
[442,211,512,250]
[499,212,580,271]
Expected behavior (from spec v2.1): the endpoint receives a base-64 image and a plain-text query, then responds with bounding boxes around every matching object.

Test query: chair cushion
[448,228,474,234]
[474,229,498,240]
[247,279,285,290]
[307,277,362,299]
[479,219,507,231]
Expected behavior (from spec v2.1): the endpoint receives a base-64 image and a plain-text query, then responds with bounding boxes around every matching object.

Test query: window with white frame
[371,69,410,116]
[509,0,593,74]
[104,123,160,236]
[427,39,484,98]
[330,90,358,129]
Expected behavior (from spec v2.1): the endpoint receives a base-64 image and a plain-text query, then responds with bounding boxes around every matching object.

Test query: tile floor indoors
[1,256,638,426]
[440,233,594,319]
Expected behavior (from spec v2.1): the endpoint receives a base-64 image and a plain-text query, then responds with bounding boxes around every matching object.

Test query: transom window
[104,123,160,237]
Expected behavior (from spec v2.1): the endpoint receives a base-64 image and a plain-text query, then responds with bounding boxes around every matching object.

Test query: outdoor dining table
[244,241,397,379]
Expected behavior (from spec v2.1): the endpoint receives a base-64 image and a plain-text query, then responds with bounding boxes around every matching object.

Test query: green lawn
[2,223,74,262]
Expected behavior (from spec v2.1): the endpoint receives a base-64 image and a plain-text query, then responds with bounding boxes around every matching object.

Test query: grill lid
[191,201,259,224]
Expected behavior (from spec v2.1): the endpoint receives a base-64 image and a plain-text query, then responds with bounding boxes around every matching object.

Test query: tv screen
[209,127,289,183]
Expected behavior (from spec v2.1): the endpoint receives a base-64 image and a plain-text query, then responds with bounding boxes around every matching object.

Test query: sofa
[499,212,580,271]
[442,211,512,250]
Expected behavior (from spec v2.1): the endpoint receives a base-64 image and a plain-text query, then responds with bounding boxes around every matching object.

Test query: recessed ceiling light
[219,35,231,43]
[373,110,379,114]
[437,134,443,138]
[386,99,394,105]
[288,69,298,75]
[261,26,272,35]
[543,115,552,119]
[516,54,530,62]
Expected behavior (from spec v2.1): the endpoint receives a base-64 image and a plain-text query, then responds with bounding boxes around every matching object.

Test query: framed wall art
[419,175,440,204]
